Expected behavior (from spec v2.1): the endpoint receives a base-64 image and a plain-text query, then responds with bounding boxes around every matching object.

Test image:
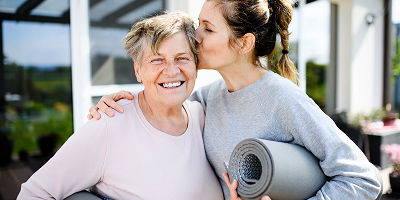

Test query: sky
[394,0,400,24]
[3,21,71,67]
[2,0,400,67]
[290,0,331,64]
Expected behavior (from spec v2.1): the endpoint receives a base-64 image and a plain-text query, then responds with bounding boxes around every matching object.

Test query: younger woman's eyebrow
[199,19,216,28]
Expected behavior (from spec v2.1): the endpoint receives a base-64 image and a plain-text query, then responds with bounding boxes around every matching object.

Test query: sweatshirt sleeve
[276,91,380,200]
[17,114,109,200]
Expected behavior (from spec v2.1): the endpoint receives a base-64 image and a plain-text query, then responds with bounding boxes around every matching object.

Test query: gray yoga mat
[64,190,102,200]
[227,138,327,200]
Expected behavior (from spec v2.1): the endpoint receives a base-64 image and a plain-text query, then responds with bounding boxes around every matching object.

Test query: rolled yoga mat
[227,138,327,200]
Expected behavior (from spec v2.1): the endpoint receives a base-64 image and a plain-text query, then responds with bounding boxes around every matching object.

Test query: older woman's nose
[163,62,180,77]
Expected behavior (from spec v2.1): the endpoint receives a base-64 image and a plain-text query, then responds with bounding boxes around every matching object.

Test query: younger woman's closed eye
[205,27,213,32]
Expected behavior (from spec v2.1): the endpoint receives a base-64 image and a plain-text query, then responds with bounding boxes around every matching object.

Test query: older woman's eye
[151,58,163,64]
[177,57,190,63]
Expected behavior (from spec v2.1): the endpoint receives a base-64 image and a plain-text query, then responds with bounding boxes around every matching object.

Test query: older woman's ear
[133,60,142,83]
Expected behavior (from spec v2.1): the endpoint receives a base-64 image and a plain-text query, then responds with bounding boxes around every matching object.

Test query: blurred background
[0,0,399,199]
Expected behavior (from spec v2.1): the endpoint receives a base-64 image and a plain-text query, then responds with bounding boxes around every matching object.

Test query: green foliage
[393,39,400,83]
[350,108,386,130]
[306,60,326,110]
[10,108,73,153]
[2,55,73,154]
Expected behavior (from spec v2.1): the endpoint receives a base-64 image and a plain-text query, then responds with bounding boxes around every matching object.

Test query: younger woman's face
[195,1,239,71]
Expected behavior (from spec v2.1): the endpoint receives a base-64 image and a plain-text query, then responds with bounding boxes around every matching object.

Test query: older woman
[17,11,223,200]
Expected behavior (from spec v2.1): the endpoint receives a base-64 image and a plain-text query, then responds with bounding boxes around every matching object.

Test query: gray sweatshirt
[190,71,380,200]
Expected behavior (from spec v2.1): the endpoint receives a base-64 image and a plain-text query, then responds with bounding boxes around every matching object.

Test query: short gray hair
[124,11,197,67]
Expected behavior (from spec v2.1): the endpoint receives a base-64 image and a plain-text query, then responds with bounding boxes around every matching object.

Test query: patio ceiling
[0,0,164,28]
[294,0,319,7]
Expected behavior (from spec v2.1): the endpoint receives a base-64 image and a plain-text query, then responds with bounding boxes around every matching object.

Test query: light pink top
[18,93,223,200]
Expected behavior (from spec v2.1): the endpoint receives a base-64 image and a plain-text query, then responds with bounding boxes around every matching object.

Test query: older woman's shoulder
[116,99,134,106]
[97,99,135,121]
[184,99,204,112]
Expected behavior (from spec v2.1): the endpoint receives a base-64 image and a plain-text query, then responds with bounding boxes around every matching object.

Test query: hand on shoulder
[87,90,134,120]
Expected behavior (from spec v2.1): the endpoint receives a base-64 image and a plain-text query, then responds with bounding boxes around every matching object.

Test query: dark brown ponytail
[272,0,299,84]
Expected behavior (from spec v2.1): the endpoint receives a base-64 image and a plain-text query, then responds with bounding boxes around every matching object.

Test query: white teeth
[163,82,182,88]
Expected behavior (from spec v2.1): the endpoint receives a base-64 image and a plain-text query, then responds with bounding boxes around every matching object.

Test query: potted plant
[382,104,399,126]
[0,125,14,166]
[381,144,400,195]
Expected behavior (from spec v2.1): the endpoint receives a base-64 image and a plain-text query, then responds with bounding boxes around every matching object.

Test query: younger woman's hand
[223,172,242,200]
[87,90,134,120]
[222,173,272,200]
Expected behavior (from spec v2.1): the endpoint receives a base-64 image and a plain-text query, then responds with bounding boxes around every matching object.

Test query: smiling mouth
[161,81,184,88]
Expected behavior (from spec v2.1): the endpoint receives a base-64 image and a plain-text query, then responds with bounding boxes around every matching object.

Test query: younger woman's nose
[195,29,202,43]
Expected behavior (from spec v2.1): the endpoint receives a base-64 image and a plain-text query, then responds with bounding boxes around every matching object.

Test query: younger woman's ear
[133,60,142,83]
[238,33,256,55]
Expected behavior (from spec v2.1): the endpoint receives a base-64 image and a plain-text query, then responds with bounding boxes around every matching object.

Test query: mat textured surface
[228,138,327,200]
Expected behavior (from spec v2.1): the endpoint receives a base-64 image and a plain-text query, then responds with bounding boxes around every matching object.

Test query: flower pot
[390,173,400,197]
[38,134,57,157]
[384,119,396,126]
[0,134,14,166]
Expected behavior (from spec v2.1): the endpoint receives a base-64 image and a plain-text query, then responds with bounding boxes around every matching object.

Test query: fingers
[224,176,270,200]
[223,173,231,188]
[102,91,134,114]
[115,90,134,100]
[223,173,242,200]
[231,179,242,200]
[231,179,239,191]
[223,173,269,200]
[89,90,134,121]
[89,106,101,120]
[261,196,272,200]
[97,100,116,117]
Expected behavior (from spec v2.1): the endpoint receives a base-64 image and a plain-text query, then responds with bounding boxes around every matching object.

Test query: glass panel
[89,0,164,86]
[92,96,102,107]
[392,0,400,110]
[1,21,72,157]
[0,0,26,13]
[90,0,134,22]
[118,0,163,24]
[303,1,330,111]
[30,0,69,17]
[90,27,138,85]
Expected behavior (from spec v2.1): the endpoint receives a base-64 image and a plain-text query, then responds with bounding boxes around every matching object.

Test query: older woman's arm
[17,116,109,200]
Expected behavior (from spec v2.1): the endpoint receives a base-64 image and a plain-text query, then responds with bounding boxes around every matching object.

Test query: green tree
[393,39,400,83]
[306,60,326,110]
[3,55,73,153]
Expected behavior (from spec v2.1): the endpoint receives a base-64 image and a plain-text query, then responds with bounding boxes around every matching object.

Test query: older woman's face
[134,32,197,107]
